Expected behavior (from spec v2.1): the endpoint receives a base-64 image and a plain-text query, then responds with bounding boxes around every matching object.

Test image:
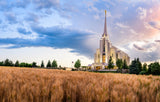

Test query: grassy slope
[0,66,160,102]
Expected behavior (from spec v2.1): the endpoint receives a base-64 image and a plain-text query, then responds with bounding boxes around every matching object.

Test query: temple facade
[91,10,130,69]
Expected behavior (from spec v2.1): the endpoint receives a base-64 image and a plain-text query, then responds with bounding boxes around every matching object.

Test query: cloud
[148,21,160,30]
[130,40,159,53]
[116,23,129,28]
[25,13,39,23]
[0,26,94,56]
[94,14,100,20]
[0,0,30,12]
[12,0,30,8]
[0,0,59,11]
[136,7,147,20]
[0,0,160,63]
[5,12,17,24]
[0,44,15,49]
[17,28,32,35]
[33,0,59,9]
[133,44,145,51]
[155,40,160,42]
[127,40,160,62]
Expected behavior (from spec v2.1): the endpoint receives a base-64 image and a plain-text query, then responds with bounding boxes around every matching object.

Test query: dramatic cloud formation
[0,0,160,65]
[0,25,93,56]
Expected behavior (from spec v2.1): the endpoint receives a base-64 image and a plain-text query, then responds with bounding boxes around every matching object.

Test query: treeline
[130,58,160,75]
[0,59,59,68]
[116,58,160,75]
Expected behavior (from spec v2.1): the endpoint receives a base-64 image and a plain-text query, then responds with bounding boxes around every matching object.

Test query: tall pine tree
[46,60,51,68]
[52,60,57,68]
[129,58,142,74]
[41,61,44,68]
[122,59,128,69]
[116,59,123,69]
[15,60,19,67]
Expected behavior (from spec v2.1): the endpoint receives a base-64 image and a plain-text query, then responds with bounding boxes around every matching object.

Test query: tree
[74,59,81,69]
[136,58,142,73]
[116,59,123,69]
[41,61,44,68]
[122,59,128,69]
[130,58,142,74]
[129,59,139,74]
[149,62,160,75]
[0,61,4,66]
[15,60,19,67]
[19,63,26,67]
[142,63,147,71]
[46,60,51,68]
[108,56,114,69]
[147,63,152,74]
[4,59,13,66]
[139,63,148,75]
[24,63,32,67]
[32,62,37,67]
[52,60,57,68]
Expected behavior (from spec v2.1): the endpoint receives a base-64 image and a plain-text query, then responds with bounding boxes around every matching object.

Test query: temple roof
[102,10,107,37]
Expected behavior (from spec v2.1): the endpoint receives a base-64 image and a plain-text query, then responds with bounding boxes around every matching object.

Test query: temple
[91,10,130,69]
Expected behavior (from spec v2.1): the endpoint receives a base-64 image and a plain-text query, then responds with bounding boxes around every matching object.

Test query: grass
[0,66,160,102]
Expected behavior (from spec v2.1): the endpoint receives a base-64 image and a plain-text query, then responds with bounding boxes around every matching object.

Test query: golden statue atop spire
[105,10,107,17]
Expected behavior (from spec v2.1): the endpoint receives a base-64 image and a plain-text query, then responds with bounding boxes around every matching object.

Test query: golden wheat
[0,66,160,102]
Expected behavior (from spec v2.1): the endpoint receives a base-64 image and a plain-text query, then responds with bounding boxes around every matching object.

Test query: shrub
[139,71,147,75]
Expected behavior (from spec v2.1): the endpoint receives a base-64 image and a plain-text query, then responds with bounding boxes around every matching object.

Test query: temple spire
[102,10,107,37]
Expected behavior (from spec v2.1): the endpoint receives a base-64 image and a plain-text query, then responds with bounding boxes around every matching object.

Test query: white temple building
[91,10,130,69]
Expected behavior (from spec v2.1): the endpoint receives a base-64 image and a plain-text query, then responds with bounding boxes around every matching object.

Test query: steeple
[102,10,107,37]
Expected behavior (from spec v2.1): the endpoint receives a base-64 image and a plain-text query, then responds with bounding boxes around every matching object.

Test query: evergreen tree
[108,56,114,69]
[46,60,51,68]
[15,60,19,67]
[136,58,142,73]
[41,61,44,68]
[130,58,142,74]
[142,63,147,71]
[116,59,123,69]
[52,60,57,68]
[122,59,128,69]
[74,59,81,69]
[129,59,139,74]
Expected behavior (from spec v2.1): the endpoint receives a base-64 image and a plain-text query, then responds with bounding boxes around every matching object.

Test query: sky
[0,0,160,67]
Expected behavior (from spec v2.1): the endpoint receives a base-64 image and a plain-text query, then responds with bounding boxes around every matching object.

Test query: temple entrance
[104,66,108,69]
[95,66,102,70]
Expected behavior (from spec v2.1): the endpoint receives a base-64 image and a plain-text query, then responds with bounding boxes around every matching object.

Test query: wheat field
[0,67,160,102]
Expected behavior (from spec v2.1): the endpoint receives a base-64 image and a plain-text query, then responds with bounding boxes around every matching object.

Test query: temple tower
[100,10,111,64]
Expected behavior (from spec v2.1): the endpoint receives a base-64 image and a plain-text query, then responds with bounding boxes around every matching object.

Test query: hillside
[0,67,160,102]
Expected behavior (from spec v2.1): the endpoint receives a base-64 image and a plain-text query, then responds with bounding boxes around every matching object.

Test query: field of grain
[0,67,160,102]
